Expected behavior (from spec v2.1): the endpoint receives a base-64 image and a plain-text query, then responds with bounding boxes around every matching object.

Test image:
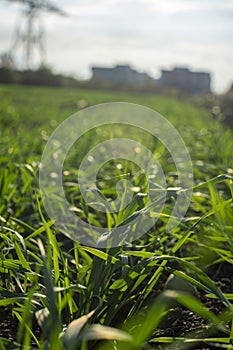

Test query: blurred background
[0,0,232,93]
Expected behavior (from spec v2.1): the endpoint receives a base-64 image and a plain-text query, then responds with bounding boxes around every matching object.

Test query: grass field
[0,84,233,350]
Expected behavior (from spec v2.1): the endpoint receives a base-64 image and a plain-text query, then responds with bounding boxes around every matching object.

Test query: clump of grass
[0,84,233,349]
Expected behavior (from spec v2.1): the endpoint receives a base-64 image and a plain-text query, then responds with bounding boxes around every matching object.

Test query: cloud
[142,0,233,13]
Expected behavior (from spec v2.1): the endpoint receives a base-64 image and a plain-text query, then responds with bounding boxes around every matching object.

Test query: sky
[0,0,233,93]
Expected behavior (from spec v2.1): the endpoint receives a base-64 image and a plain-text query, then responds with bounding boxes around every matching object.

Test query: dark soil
[0,309,19,341]
[0,262,232,349]
[0,308,41,348]
[151,262,233,349]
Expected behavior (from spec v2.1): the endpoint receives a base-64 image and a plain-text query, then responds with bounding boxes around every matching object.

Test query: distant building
[158,67,211,94]
[91,64,211,94]
[91,64,152,89]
